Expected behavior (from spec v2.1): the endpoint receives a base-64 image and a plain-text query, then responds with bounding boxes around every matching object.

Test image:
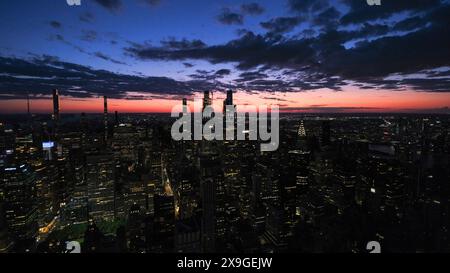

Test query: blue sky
[0,0,289,78]
[0,0,449,113]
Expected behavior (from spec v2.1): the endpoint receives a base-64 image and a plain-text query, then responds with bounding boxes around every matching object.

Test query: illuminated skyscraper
[298,120,306,138]
[52,89,59,122]
[0,201,14,252]
[199,151,225,252]
[2,164,38,250]
[86,153,115,222]
[104,96,108,142]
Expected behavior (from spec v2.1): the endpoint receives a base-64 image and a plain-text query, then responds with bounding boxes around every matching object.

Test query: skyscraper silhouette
[104,96,108,142]
[52,89,59,122]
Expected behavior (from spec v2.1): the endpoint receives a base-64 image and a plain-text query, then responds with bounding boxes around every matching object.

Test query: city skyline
[1,0,450,113]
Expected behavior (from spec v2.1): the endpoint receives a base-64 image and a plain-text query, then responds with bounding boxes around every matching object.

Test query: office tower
[104,96,108,142]
[226,89,233,106]
[80,112,88,148]
[52,89,60,141]
[124,175,147,215]
[153,194,175,251]
[298,120,306,138]
[26,93,31,117]
[34,162,58,240]
[2,164,38,250]
[61,148,87,226]
[86,153,115,222]
[111,124,140,163]
[223,89,233,111]
[127,203,145,252]
[199,151,225,252]
[52,89,59,122]
[0,127,15,172]
[175,217,201,253]
[203,91,211,110]
[114,111,119,126]
[0,201,14,252]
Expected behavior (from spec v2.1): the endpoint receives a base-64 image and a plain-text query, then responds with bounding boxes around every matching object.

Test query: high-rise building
[223,89,233,111]
[298,120,306,138]
[0,200,14,253]
[2,164,38,250]
[104,96,108,142]
[153,194,175,251]
[199,151,225,252]
[114,111,119,126]
[86,153,115,222]
[203,91,211,110]
[52,89,59,122]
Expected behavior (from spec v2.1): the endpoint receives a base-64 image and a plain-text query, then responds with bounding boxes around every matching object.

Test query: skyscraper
[51,89,60,140]
[2,164,38,250]
[203,91,211,110]
[298,120,306,138]
[86,153,115,222]
[52,89,59,122]
[104,96,108,142]
[225,89,233,106]
[199,151,225,252]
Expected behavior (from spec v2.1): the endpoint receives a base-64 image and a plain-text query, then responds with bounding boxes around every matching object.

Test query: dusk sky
[0,0,449,113]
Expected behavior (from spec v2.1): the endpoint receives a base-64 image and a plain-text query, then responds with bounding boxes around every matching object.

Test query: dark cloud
[50,34,129,65]
[49,21,61,29]
[9,0,449,99]
[236,71,268,82]
[80,30,98,42]
[125,31,315,70]
[161,38,206,50]
[93,0,122,12]
[241,3,265,15]
[51,34,89,54]
[215,69,231,76]
[313,7,341,27]
[217,8,244,25]
[0,55,214,99]
[79,12,95,23]
[260,17,302,34]
[326,19,450,80]
[93,52,127,65]
[188,68,230,81]
[125,2,450,93]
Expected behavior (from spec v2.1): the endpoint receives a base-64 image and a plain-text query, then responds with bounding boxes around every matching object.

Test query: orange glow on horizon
[0,88,449,114]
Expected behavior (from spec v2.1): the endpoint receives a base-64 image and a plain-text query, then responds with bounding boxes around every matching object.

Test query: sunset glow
[1,88,448,114]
